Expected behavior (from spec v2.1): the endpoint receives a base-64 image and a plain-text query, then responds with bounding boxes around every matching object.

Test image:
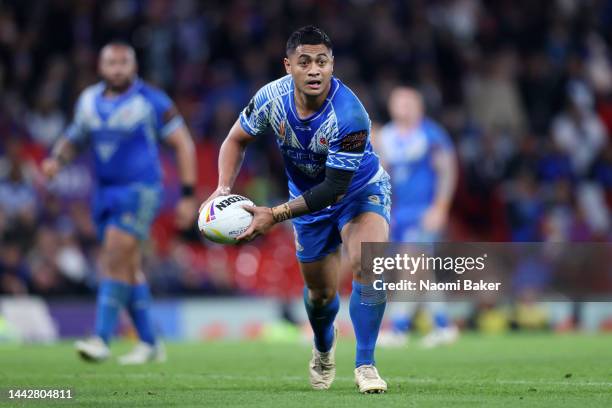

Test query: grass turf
[1,334,612,407]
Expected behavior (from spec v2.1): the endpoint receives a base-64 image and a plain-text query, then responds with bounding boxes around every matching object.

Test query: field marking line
[9,372,612,387]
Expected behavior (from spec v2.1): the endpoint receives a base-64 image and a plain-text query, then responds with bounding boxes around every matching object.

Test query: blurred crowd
[1,0,612,296]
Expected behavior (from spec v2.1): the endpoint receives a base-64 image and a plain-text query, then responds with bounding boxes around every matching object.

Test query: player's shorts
[92,183,162,241]
[292,174,392,263]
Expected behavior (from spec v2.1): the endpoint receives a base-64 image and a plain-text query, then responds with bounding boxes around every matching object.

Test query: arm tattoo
[270,166,355,222]
[271,196,310,223]
[271,203,291,222]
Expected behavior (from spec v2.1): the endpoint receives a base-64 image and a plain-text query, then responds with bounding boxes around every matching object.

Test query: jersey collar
[95,78,143,122]
[101,78,142,99]
[289,76,339,123]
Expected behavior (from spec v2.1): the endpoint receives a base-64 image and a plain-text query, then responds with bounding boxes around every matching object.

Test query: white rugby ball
[198,194,254,244]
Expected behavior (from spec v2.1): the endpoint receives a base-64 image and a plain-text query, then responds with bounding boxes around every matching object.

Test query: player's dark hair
[106,39,131,47]
[286,25,333,55]
[101,40,136,55]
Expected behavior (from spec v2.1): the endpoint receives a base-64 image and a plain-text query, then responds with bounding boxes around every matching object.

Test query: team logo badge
[368,195,381,205]
[319,137,327,146]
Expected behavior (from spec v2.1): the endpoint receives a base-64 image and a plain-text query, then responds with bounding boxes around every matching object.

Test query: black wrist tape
[181,185,195,197]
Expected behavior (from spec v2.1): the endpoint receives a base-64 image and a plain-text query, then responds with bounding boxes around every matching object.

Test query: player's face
[388,89,423,126]
[284,44,334,98]
[99,46,137,91]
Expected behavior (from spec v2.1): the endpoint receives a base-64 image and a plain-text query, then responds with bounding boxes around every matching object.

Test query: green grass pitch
[2,334,612,407]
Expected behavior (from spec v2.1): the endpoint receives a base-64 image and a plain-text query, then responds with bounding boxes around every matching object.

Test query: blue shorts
[292,175,392,263]
[92,183,162,241]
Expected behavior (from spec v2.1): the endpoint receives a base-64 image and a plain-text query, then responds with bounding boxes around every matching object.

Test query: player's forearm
[166,127,197,195]
[217,138,245,191]
[432,151,457,211]
[270,167,355,223]
[217,121,253,192]
[270,196,310,222]
[174,129,197,188]
[51,138,77,165]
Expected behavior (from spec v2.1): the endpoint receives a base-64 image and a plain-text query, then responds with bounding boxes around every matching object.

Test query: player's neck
[394,121,419,135]
[103,80,135,98]
[293,83,330,118]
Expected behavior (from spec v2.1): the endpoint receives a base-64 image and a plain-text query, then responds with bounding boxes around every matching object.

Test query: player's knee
[307,287,336,308]
[103,244,135,280]
[347,253,364,281]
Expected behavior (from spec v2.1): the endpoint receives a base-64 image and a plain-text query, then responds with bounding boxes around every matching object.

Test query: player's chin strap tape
[303,167,355,212]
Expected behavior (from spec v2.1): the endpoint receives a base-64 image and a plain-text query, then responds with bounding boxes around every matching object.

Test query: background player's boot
[309,326,337,389]
[421,325,459,348]
[354,364,387,394]
[118,341,166,365]
[75,336,110,362]
[376,330,409,348]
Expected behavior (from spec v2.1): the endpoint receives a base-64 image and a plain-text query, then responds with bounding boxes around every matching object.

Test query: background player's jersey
[65,78,184,186]
[239,75,382,203]
[379,118,453,227]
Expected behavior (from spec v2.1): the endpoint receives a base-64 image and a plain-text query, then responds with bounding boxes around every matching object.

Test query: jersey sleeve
[426,119,453,152]
[325,104,371,172]
[65,94,90,147]
[239,86,272,137]
[147,88,185,140]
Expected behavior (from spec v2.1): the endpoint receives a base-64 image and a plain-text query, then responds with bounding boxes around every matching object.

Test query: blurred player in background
[204,26,391,393]
[42,42,197,364]
[377,87,458,347]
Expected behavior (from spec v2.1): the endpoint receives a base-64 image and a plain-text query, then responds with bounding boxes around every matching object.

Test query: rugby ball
[198,194,254,244]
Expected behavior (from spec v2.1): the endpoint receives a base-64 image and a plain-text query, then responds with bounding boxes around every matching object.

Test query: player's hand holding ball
[235,205,275,242]
[199,186,231,214]
[198,194,256,244]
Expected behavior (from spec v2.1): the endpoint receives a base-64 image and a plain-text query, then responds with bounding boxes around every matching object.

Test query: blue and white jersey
[65,78,184,186]
[239,75,382,205]
[379,118,453,226]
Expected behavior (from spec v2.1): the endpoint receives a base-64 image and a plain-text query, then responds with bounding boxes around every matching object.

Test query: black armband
[303,167,355,212]
[181,185,195,197]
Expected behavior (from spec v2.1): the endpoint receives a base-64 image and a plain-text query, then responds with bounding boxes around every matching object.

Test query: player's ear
[283,57,291,75]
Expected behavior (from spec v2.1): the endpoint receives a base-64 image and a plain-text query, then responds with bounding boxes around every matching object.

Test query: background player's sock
[128,283,156,346]
[303,287,339,352]
[391,314,412,333]
[434,311,449,328]
[95,279,131,344]
[350,280,386,367]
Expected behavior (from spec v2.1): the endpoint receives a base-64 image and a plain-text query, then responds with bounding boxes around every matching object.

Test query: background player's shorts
[92,183,162,241]
[292,174,391,263]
